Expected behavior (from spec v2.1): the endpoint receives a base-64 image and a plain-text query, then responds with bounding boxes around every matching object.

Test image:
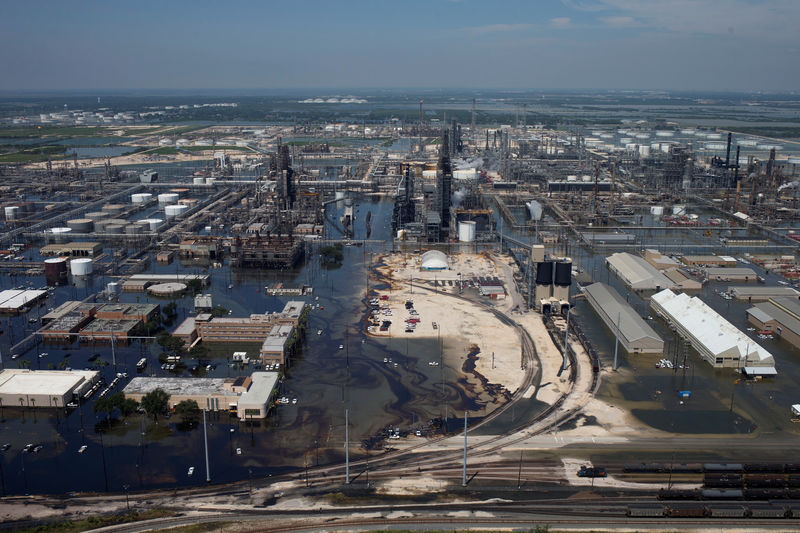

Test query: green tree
[120,397,139,419]
[173,399,200,428]
[186,278,203,295]
[141,388,170,422]
[189,344,209,360]
[92,396,114,423]
[209,306,229,317]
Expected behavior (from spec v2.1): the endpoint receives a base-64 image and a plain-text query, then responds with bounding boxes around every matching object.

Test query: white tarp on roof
[650,289,775,369]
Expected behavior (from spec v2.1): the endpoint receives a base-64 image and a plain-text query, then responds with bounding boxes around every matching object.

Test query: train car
[626,505,667,517]
[787,475,800,487]
[743,488,787,500]
[703,474,743,488]
[706,505,748,518]
[744,474,786,488]
[749,504,789,518]
[700,489,744,500]
[743,463,784,473]
[672,463,704,473]
[703,463,744,473]
[667,504,707,518]
[783,464,800,474]
[624,463,667,473]
[658,489,700,500]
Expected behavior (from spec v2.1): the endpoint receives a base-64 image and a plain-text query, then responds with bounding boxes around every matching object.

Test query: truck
[577,465,607,478]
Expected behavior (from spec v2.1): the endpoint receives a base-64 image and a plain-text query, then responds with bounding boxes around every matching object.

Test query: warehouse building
[0,369,100,408]
[729,286,800,302]
[122,372,278,419]
[606,252,675,291]
[681,255,737,267]
[584,283,664,354]
[259,324,294,364]
[705,267,758,281]
[747,297,800,351]
[94,303,160,323]
[651,289,775,372]
[0,289,49,314]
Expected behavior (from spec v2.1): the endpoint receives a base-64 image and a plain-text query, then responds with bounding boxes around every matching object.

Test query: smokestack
[734,146,740,184]
[725,132,732,168]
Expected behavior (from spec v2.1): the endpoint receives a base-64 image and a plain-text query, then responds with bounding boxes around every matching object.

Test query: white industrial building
[584,283,664,354]
[606,252,675,291]
[650,289,775,371]
[0,369,100,408]
[420,250,448,270]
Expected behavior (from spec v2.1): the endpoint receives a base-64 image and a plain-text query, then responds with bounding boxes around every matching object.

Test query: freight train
[628,502,800,518]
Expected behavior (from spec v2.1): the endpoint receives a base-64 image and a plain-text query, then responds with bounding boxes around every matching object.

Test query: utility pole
[345,408,350,484]
[613,311,621,371]
[562,307,570,372]
[517,450,523,489]
[418,100,424,152]
[203,409,210,483]
[462,411,467,487]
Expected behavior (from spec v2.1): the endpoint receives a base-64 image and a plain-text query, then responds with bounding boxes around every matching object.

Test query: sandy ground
[372,252,525,396]
[375,476,448,495]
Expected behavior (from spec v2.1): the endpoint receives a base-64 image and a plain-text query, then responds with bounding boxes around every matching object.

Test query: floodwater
[0,197,502,496]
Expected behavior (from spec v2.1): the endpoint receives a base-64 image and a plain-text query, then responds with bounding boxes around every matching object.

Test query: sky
[1,0,798,92]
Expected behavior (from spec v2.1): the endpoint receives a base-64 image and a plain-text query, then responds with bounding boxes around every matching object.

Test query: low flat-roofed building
[237,372,279,420]
[122,279,151,292]
[78,319,139,341]
[95,303,159,323]
[663,269,703,290]
[705,267,758,281]
[584,282,664,354]
[643,249,681,270]
[729,286,800,301]
[0,368,100,408]
[40,242,102,257]
[128,273,210,286]
[42,312,94,341]
[582,232,636,245]
[606,252,675,291]
[42,301,95,324]
[0,289,49,314]
[651,289,775,371]
[179,237,221,259]
[123,376,239,412]
[747,296,800,350]
[260,324,294,363]
[194,301,306,343]
[172,317,197,343]
[681,255,737,267]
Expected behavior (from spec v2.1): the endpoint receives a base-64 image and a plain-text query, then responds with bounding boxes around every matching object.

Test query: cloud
[550,17,572,29]
[600,15,639,27]
[464,23,534,35]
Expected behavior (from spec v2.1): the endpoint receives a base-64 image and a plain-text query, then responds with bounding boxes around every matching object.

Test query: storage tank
[205,177,216,186]
[158,193,179,205]
[639,145,650,157]
[105,224,124,234]
[335,191,345,201]
[135,220,151,231]
[554,262,572,287]
[4,206,19,220]
[125,224,143,235]
[84,211,107,220]
[535,262,554,285]
[44,257,68,284]
[101,204,125,214]
[164,204,188,218]
[457,221,476,242]
[142,218,163,231]
[107,281,119,295]
[70,258,93,276]
[170,188,189,197]
[193,177,205,185]
[47,227,72,242]
[67,218,94,233]
[655,130,674,137]
[131,193,153,204]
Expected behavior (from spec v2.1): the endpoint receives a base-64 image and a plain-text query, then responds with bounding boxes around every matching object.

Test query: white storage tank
[70,258,93,276]
[4,206,19,220]
[67,218,94,233]
[164,204,188,218]
[650,206,664,216]
[131,193,153,204]
[47,227,72,242]
[193,177,205,185]
[158,193,179,205]
[107,281,119,295]
[335,191,345,201]
[101,204,125,215]
[639,145,650,157]
[205,177,216,185]
[142,218,163,231]
[458,221,477,242]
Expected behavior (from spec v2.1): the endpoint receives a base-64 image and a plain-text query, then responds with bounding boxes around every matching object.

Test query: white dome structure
[420,250,448,271]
